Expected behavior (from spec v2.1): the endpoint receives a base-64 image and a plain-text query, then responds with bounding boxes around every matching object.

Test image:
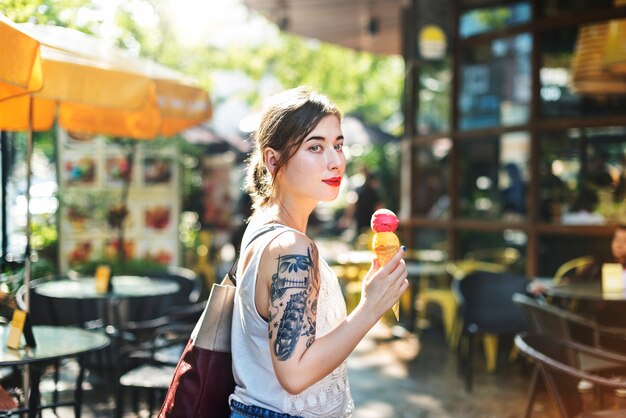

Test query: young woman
[230,87,408,418]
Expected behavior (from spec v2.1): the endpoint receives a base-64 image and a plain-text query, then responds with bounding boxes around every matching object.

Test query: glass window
[459,33,531,130]
[541,25,626,119]
[541,0,613,18]
[538,127,626,224]
[417,60,451,135]
[457,132,530,221]
[537,234,612,277]
[415,138,452,218]
[460,2,531,38]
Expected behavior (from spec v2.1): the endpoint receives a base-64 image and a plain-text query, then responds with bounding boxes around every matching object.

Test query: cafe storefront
[402,0,626,276]
[244,0,626,277]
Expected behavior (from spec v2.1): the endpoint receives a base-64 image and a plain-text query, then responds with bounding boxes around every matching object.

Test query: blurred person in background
[339,168,383,241]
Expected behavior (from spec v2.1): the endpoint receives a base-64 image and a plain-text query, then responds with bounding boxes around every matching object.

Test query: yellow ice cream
[372,232,400,266]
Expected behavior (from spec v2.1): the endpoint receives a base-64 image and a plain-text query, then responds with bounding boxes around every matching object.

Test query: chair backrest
[453,271,528,334]
[553,255,596,285]
[512,293,574,339]
[516,333,584,418]
[148,266,202,305]
[464,247,521,266]
[16,276,101,326]
[445,259,507,279]
[512,293,585,367]
[119,267,202,322]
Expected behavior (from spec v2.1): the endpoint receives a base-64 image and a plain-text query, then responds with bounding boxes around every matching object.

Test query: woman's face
[612,228,626,266]
[275,114,346,204]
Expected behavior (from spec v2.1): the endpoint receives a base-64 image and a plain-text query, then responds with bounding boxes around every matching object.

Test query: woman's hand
[358,248,409,320]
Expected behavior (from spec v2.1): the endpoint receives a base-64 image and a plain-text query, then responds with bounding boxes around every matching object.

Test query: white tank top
[230,223,354,417]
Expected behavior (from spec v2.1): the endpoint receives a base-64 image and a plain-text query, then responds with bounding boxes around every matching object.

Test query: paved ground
[348,322,557,418]
[23,320,560,418]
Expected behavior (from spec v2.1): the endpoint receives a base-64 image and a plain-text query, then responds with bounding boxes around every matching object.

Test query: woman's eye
[310,145,321,152]
[335,143,344,151]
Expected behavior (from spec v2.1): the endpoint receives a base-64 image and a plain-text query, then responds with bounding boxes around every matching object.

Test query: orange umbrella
[0,23,211,138]
[0,14,43,101]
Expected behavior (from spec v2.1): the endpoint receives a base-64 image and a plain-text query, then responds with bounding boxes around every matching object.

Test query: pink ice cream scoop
[371,209,399,233]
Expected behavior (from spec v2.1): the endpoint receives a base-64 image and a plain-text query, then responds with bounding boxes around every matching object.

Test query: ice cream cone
[370,209,402,321]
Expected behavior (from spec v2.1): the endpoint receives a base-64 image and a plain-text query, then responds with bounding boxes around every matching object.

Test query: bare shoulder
[258,230,318,282]
[267,230,315,256]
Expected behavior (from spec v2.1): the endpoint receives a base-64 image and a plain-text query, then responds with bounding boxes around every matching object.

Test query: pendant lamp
[570,21,626,94]
[603,0,626,74]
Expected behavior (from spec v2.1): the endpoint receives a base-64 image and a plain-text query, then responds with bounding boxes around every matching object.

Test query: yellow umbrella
[0,23,211,138]
[0,14,43,101]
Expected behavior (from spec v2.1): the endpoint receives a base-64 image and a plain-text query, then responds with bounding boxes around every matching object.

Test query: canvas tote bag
[159,224,281,418]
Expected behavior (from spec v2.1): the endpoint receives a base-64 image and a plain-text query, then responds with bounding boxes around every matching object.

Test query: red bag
[159,225,281,418]
[159,274,236,418]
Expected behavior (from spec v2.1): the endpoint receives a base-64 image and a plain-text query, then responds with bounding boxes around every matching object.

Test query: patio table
[0,325,110,418]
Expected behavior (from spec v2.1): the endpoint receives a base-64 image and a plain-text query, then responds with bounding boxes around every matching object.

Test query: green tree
[1,0,99,31]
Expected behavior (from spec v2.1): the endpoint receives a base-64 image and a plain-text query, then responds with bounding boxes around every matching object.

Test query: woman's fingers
[372,249,405,278]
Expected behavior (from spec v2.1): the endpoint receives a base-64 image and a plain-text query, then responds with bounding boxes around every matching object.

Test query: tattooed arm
[258,231,408,395]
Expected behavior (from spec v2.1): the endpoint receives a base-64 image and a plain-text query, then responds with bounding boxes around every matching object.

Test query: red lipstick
[322,177,342,187]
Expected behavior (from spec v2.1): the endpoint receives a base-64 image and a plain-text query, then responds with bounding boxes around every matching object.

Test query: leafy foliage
[1,0,99,31]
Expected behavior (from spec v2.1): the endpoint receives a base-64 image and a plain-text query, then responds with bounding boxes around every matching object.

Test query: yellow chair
[410,250,456,343]
[550,255,597,315]
[553,255,596,285]
[445,259,508,280]
[464,247,521,267]
[354,230,374,251]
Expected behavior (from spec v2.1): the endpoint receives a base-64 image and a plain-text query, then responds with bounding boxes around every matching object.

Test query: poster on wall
[143,157,173,185]
[57,129,180,273]
[201,156,234,230]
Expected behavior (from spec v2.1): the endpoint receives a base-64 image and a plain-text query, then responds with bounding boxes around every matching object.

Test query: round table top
[0,325,110,366]
[546,281,626,302]
[34,275,180,300]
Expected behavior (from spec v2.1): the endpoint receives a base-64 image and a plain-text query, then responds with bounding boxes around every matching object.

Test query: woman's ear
[263,148,280,175]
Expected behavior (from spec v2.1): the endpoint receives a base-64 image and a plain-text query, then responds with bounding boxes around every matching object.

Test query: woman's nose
[328,150,342,171]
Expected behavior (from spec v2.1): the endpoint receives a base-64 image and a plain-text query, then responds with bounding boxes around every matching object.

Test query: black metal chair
[452,270,529,392]
[512,293,626,418]
[115,301,205,418]
[16,277,105,415]
[515,333,626,418]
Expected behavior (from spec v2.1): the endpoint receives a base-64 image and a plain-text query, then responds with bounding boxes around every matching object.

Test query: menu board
[57,130,180,272]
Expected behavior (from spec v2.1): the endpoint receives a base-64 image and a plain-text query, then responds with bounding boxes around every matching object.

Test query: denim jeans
[230,400,302,418]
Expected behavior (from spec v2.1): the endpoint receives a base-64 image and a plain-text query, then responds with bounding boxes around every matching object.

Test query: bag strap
[227,224,285,286]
